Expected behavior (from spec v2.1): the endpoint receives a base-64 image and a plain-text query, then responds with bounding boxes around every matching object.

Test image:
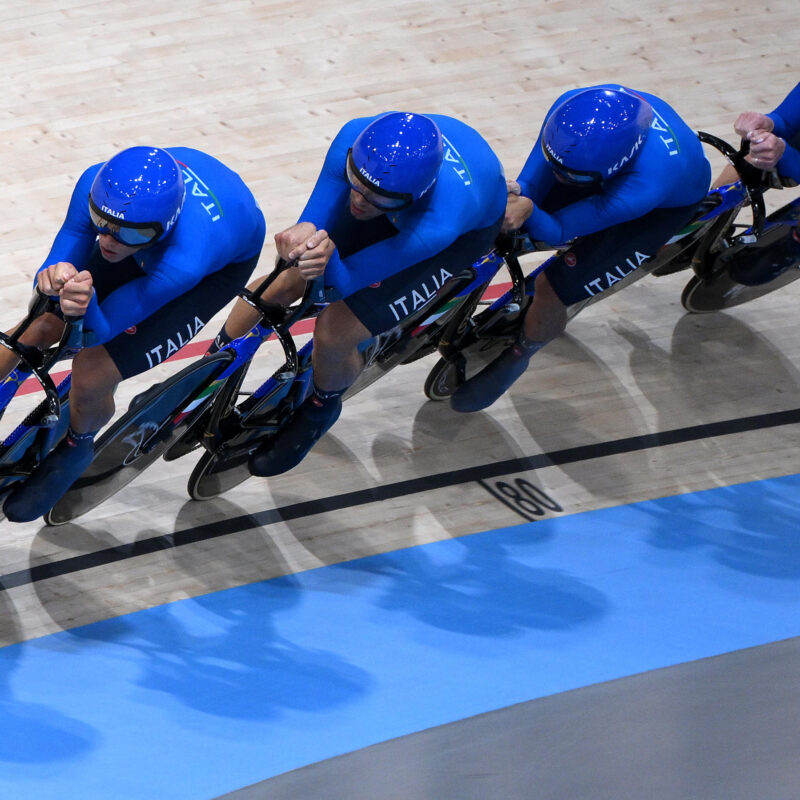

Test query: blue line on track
[0,473,798,798]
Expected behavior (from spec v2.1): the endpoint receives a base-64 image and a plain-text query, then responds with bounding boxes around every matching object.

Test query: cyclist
[450,85,712,412]
[720,83,800,283]
[218,111,507,476]
[2,146,266,522]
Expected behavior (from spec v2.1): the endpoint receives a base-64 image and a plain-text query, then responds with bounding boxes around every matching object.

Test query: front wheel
[45,351,232,525]
[681,266,800,313]
[186,373,304,500]
[424,356,462,402]
[423,302,523,401]
[187,431,267,500]
[0,396,72,505]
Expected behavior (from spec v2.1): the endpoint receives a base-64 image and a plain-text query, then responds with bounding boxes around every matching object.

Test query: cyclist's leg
[249,220,502,476]
[0,311,64,382]
[248,300,367,476]
[313,302,372,391]
[452,203,700,412]
[450,270,559,413]
[213,265,306,351]
[104,256,259,381]
[2,354,103,521]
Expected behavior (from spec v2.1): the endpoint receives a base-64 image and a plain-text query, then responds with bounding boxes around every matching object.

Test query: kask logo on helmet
[163,204,182,234]
[606,132,646,176]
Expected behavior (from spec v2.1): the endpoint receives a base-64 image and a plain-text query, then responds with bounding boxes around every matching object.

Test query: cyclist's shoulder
[73,161,104,192]
[427,113,487,145]
[167,146,239,181]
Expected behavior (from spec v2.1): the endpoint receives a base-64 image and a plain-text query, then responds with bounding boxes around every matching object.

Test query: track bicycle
[181,249,507,501]
[423,131,775,401]
[42,261,323,525]
[45,247,506,520]
[0,291,84,519]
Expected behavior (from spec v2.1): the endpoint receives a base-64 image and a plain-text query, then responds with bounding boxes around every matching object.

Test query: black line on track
[2,406,799,591]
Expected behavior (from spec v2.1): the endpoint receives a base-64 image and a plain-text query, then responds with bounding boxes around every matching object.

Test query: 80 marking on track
[478,476,563,522]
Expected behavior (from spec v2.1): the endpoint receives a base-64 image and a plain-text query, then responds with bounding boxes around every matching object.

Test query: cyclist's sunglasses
[345,149,414,211]
[542,145,603,185]
[88,197,163,247]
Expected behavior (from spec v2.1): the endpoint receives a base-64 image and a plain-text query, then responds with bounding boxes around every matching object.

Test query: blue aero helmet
[88,146,186,247]
[346,112,444,211]
[541,87,654,184]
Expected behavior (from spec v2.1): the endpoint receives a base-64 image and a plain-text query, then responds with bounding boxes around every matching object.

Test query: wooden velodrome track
[1,0,799,652]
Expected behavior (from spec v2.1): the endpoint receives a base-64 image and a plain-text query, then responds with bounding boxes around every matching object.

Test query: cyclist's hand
[734,111,773,139]
[294,229,335,279]
[37,262,79,297]
[502,193,534,232]
[59,270,94,317]
[747,130,786,171]
[506,179,522,196]
[274,222,318,261]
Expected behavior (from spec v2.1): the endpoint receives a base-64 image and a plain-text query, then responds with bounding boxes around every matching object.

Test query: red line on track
[15,282,512,397]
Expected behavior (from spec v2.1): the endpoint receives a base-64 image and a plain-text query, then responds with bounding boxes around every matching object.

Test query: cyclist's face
[98,233,141,263]
[348,187,386,221]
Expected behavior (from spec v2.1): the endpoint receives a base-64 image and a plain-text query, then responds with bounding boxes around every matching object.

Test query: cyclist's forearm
[768,83,800,140]
[777,144,800,183]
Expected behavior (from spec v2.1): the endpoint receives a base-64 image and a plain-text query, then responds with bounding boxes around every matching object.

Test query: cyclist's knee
[71,347,122,399]
[314,301,369,356]
[526,272,567,338]
[16,311,64,347]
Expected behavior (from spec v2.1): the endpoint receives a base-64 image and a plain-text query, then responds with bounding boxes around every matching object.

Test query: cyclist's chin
[349,201,383,221]
[100,244,132,262]
[98,234,139,262]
